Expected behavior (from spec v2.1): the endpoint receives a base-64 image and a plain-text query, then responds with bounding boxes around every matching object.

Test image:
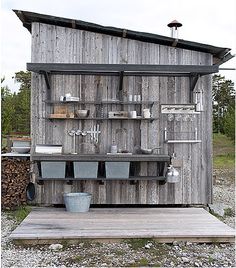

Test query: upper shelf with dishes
[46,93,157,121]
[45,100,156,105]
[28,63,209,121]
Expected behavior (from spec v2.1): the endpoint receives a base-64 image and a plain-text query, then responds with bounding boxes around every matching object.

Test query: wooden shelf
[45,100,155,105]
[46,116,157,121]
[28,63,219,100]
[165,140,202,144]
[46,100,100,104]
[36,175,167,185]
[28,63,218,76]
[32,153,171,162]
[102,101,155,105]
[164,128,201,144]
[37,176,166,181]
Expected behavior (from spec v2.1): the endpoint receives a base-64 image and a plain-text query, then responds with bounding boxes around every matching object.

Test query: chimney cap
[167,20,182,28]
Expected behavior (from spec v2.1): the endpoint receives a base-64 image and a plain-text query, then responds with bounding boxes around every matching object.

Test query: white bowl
[11,147,30,153]
[75,110,89,118]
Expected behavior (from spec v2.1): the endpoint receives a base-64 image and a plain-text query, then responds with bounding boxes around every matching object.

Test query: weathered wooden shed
[14,10,233,206]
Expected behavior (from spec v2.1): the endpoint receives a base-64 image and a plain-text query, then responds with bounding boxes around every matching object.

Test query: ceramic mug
[129,111,137,118]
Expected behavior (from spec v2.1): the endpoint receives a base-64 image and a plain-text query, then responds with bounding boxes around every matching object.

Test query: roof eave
[13,9,234,65]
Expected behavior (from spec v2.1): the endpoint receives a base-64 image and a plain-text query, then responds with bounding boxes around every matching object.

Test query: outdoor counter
[31,153,171,162]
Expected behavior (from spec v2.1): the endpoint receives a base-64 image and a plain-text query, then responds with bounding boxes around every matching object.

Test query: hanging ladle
[68,130,77,154]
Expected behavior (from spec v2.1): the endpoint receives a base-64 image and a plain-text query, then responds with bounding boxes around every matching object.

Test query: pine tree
[212,75,235,135]
[1,71,31,134]
[13,71,31,133]
[1,78,15,134]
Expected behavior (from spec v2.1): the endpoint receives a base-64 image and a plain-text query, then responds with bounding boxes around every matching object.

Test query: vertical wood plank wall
[31,22,212,205]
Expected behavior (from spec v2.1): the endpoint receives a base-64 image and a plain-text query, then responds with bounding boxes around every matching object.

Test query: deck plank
[10,207,235,244]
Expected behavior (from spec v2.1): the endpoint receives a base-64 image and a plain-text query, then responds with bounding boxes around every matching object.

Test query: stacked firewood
[1,158,30,210]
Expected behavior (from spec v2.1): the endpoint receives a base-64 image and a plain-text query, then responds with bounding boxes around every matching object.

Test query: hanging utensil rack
[164,128,202,143]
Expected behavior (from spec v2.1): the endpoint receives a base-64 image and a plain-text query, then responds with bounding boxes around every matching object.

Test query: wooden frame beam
[189,74,200,102]
[42,71,51,91]
[119,71,124,91]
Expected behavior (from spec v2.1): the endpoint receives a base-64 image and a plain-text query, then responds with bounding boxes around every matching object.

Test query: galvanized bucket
[63,192,92,213]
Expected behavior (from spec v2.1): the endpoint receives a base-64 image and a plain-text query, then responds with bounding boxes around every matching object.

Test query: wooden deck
[10,207,235,244]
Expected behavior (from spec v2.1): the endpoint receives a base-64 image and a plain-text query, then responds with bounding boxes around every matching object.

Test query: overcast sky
[1,0,236,92]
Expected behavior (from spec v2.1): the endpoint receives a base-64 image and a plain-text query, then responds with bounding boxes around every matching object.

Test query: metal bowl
[140,148,153,154]
[75,110,89,118]
[140,147,161,154]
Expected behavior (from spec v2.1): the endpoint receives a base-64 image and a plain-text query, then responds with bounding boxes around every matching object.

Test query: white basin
[11,147,30,153]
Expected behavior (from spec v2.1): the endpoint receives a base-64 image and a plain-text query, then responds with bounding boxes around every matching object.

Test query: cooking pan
[26,182,35,201]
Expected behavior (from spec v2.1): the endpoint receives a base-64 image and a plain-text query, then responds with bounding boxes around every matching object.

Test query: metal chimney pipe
[167,20,182,39]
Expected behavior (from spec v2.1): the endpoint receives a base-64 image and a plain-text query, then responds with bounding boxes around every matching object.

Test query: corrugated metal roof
[13,9,233,65]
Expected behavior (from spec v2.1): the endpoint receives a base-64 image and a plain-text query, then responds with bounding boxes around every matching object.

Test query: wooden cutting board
[54,105,68,114]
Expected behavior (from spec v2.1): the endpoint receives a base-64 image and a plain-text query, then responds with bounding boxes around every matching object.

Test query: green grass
[7,206,32,224]
[208,256,215,263]
[74,255,84,263]
[132,257,149,267]
[213,154,235,169]
[1,137,7,150]
[224,207,235,217]
[112,249,126,256]
[209,210,224,221]
[213,133,235,169]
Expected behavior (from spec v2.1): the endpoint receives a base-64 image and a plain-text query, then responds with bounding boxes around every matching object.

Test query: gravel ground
[1,169,235,268]
[213,169,235,228]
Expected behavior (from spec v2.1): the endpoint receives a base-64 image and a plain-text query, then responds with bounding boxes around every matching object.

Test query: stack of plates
[35,144,62,154]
